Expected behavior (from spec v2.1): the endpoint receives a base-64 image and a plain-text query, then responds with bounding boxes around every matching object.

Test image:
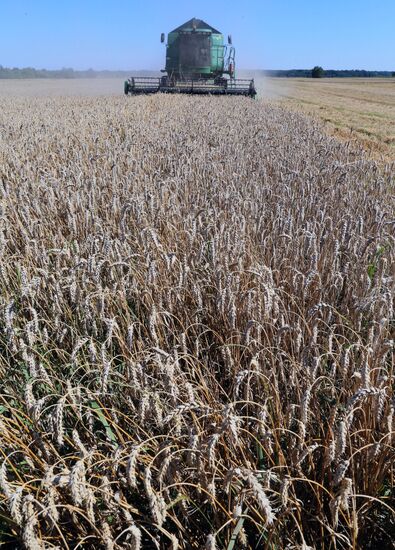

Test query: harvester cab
[124,18,256,97]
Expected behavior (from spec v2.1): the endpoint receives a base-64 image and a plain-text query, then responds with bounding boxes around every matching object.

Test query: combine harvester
[124,18,256,97]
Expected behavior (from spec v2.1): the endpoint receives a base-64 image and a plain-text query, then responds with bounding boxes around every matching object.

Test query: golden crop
[0,93,394,549]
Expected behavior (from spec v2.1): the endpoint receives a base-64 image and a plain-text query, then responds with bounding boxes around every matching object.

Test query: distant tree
[312,66,324,78]
[392,71,395,77]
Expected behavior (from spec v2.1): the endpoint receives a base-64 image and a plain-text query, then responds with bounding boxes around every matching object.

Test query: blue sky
[1,0,394,70]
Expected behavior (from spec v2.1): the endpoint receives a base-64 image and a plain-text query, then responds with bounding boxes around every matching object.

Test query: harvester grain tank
[124,18,256,97]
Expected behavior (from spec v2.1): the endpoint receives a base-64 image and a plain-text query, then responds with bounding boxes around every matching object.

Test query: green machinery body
[165,19,228,79]
[125,18,256,97]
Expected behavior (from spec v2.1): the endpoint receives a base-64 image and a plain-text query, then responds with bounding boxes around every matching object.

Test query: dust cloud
[0,78,122,98]
[0,74,295,100]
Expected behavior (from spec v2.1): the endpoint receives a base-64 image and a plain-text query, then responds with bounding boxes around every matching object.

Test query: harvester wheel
[124,81,130,95]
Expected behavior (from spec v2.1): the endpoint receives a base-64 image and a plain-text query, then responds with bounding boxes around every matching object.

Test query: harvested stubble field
[0,88,394,550]
[259,78,395,161]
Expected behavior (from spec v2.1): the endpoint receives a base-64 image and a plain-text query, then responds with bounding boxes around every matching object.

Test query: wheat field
[0,90,394,549]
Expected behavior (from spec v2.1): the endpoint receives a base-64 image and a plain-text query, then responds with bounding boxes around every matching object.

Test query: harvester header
[124,18,256,97]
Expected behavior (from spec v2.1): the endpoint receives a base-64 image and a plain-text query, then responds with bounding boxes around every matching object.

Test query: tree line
[0,65,394,79]
[266,68,395,78]
[0,66,139,79]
